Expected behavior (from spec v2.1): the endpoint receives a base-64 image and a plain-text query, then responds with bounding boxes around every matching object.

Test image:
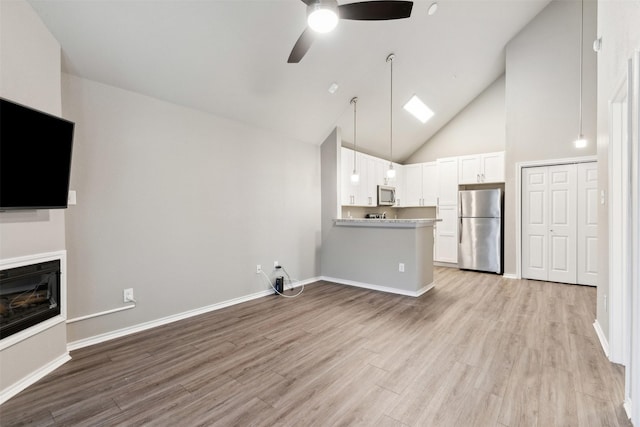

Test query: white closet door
[547,164,577,284]
[522,167,549,280]
[577,162,598,285]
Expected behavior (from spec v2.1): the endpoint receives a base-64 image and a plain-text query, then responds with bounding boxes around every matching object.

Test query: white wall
[596,1,640,421]
[0,0,68,396]
[504,0,597,276]
[62,75,321,343]
[406,75,506,164]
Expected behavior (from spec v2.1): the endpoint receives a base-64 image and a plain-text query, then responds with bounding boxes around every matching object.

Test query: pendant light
[386,53,396,179]
[350,97,360,184]
[574,0,587,148]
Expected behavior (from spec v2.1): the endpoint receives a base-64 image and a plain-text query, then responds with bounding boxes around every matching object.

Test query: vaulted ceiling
[28,0,551,162]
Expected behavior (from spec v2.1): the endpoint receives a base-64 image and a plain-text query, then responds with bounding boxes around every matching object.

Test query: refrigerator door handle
[459,217,463,243]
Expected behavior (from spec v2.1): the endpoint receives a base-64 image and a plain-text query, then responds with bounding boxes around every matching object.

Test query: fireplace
[0,260,61,339]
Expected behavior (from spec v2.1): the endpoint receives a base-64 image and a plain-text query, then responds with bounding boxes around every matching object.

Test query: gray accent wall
[504,0,597,276]
[0,0,68,394]
[62,75,321,343]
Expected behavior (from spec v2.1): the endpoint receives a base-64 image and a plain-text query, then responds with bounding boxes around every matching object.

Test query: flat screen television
[0,98,75,210]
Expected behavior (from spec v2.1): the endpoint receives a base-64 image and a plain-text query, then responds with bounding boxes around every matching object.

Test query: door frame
[515,155,597,281]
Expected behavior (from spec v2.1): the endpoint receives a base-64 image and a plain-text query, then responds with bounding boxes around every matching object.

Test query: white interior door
[435,205,458,263]
[577,162,598,286]
[522,164,580,284]
[547,164,577,284]
[522,167,549,280]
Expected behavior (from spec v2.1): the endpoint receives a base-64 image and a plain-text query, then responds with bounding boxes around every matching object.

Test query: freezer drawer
[458,217,502,274]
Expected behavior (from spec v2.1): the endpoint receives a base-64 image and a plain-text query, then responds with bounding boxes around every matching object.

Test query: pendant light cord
[578,0,584,137]
[387,54,394,167]
[352,97,357,173]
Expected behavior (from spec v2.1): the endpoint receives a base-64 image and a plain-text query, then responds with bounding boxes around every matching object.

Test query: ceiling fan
[288,0,414,63]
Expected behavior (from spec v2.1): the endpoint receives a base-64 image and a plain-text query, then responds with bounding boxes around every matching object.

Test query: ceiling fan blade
[300,0,316,4]
[288,27,316,63]
[338,1,413,20]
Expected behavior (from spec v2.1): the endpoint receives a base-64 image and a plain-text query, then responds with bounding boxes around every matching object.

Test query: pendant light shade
[386,53,396,180]
[350,97,360,184]
[574,0,587,148]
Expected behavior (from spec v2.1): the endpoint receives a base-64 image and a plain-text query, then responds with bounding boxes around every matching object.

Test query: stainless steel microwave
[377,185,396,206]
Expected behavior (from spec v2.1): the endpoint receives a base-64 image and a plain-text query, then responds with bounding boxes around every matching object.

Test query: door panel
[547,164,577,284]
[522,167,548,280]
[522,164,579,284]
[577,162,598,285]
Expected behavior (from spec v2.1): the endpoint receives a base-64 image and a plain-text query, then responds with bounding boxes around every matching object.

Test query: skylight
[403,95,434,123]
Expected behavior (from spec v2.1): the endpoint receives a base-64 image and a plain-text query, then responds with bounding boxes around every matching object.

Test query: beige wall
[0,0,68,396]
[406,75,506,164]
[62,75,321,342]
[504,0,597,276]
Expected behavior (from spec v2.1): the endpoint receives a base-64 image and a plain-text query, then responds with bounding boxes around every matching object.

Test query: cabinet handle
[482,173,485,182]
[477,173,480,182]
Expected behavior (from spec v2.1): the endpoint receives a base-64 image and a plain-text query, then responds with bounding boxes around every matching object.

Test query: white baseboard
[0,352,71,405]
[624,398,632,420]
[320,276,434,297]
[67,277,319,352]
[502,273,518,280]
[593,319,610,358]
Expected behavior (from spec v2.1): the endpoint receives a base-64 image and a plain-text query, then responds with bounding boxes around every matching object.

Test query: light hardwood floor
[0,268,631,426]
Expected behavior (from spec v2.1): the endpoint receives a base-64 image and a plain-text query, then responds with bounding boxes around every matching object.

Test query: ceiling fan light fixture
[307,1,339,33]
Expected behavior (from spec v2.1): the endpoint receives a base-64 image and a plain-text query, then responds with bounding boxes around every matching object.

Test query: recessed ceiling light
[428,2,439,16]
[328,82,339,94]
[403,95,434,123]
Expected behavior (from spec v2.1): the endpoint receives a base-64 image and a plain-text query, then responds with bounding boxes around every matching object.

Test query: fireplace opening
[0,260,61,339]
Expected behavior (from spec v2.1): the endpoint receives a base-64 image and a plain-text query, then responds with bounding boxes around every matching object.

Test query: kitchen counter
[334,218,440,228]
[322,218,437,297]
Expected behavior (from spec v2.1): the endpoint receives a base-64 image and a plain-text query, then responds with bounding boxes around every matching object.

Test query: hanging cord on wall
[260,266,304,298]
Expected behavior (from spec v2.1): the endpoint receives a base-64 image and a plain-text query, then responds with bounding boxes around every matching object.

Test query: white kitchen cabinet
[340,148,387,207]
[403,162,437,207]
[435,156,459,263]
[437,157,459,206]
[458,151,505,184]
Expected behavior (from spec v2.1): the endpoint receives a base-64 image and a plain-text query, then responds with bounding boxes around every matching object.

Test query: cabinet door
[393,162,405,207]
[360,155,378,206]
[403,164,423,207]
[341,148,356,205]
[437,157,459,206]
[458,155,481,184]
[481,151,505,183]
[422,162,438,206]
[435,205,458,263]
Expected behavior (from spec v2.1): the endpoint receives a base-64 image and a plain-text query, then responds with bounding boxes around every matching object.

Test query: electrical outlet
[399,263,405,272]
[123,288,134,303]
[274,261,279,268]
[256,264,262,274]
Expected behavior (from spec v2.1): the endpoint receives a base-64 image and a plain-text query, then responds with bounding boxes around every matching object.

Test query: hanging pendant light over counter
[350,97,360,184]
[386,53,396,180]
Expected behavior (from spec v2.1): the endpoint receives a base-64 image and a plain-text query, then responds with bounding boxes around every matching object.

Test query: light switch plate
[68,190,77,205]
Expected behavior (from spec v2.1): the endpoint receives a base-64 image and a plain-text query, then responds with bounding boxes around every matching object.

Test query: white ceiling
[28,0,550,162]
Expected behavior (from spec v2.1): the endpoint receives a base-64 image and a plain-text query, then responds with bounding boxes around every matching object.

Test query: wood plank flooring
[0,268,631,426]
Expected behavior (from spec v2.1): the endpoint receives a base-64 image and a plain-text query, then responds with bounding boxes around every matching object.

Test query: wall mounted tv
[0,98,75,210]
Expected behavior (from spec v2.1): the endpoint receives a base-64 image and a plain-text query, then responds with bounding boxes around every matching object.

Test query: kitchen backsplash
[341,206,436,219]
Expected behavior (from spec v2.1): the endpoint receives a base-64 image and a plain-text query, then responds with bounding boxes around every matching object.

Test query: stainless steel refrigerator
[458,189,503,274]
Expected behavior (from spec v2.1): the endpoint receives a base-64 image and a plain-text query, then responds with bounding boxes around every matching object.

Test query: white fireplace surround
[0,250,67,351]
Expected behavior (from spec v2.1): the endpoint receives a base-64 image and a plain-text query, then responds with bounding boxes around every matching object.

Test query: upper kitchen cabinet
[458,151,505,184]
[403,162,437,207]
[341,148,389,207]
[436,157,459,206]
